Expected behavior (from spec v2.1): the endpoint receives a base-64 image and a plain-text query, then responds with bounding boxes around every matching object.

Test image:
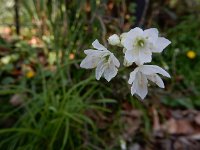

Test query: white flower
[80,39,120,82]
[121,27,171,65]
[108,34,121,46]
[128,65,170,99]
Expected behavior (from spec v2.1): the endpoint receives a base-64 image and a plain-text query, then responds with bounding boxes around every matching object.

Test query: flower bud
[123,58,133,67]
[108,34,121,46]
[120,32,127,46]
[122,48,127,53]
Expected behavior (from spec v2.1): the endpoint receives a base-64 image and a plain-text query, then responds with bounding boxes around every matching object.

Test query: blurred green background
[0,0,200,149]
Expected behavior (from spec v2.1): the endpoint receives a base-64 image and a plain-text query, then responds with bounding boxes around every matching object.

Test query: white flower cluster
[80,27,171,99]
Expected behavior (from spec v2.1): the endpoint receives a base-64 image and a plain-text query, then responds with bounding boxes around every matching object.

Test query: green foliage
[0,0,14,23]
[0,78,107,149]
[0,0,122,149]
[1,0,200,149]
[0,54,118,149]
[161,15,200,108]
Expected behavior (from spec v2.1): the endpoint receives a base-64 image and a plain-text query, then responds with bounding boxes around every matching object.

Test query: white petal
[131,73,148,99]
[80,55,100,69]
[127,27,143,38]
[122,37,133,50]
[147,74,165,88]
[95,60,106,80]
[103,64,118,82]
[144,28,158,41]
[152,37,171,53]
[110,54,120,67]
[128,68,139,84]
[139,65,170,78]
[138,49,152,64]
[84,49,94,55]
[125,49,139,63]
[131,82,137,95]
[92,39,107,51]
[84,49,105,58]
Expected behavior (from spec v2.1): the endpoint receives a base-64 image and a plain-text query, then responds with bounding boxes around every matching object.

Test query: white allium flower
[80,39,120,82]
[121,27,171,65]
[80,27,172,100]
[108,34,121,46]
[128,65,170,99]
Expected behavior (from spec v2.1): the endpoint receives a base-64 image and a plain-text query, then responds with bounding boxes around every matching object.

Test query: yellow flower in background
[26,70,35,78]
[187,50,196,59]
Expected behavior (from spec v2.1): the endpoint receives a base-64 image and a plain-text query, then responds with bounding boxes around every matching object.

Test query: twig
[14,0,20,35]
[138,0,149,27]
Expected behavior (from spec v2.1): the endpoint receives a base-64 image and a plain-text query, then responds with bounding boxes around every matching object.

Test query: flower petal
[84,50,106,59]
[131,73,148,99]
[80,55,100,69]
[122,37,133,50]
[110,53,120,67]
[103,64,118,82]
[147,74,165,88]
[127,27,143,38]
[138,49,152,64]
[125,49,139,63]
[152,37,171,53]
[131,82,137,95]
[144,28,158,41]
[128,68,139,84]
[95,60,106,80]
[92,39,107,51]
[139,65,170,78]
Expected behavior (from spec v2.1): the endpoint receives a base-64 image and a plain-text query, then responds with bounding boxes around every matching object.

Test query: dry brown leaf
[162,118,194,135]
[10,94,24,106]
[121,110,141,141]
[195,113,200,125]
